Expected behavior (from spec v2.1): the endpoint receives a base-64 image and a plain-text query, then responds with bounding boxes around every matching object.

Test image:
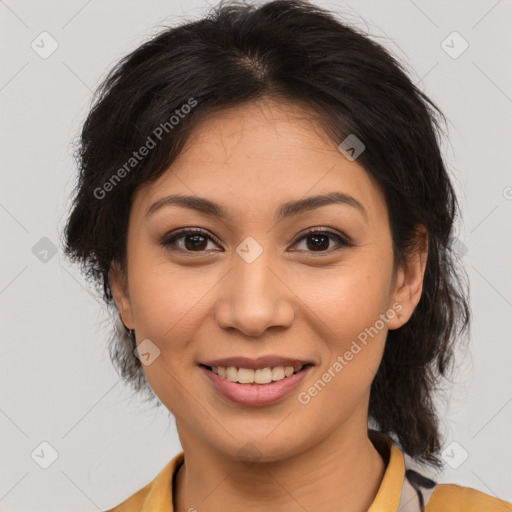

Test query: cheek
[297,281,389,417]
[129,269,209,349]
[126,261,206,412]
[298,256,392,387]
[125,249,221,379]
[301,256,392,338]
[126,237,201,327]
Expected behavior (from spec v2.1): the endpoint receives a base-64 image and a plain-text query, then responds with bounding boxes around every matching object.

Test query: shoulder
[102,482,151,512]
[426,483,512,511]
[399,447,511,512]
[102,451,185,512]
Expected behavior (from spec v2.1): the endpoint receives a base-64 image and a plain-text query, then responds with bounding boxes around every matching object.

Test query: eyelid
[159,226,354,254]
[160,227,223,252]
[167,227,222,245]
[292,226,353,248]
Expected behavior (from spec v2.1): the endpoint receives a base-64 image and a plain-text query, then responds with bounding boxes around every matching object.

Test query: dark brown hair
[62,0,470,467]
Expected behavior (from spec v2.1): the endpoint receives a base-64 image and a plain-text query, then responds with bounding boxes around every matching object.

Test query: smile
[200,364,314,406]
[202,364,310,384]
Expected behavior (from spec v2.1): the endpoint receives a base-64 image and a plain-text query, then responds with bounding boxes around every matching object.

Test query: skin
[110,98,428,512]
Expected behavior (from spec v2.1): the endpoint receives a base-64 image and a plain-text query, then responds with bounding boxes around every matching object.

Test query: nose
[214,244,295,338]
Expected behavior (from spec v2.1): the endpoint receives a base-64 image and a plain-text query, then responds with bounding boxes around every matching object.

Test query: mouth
[199,363,313,385]
[199,362,314,406]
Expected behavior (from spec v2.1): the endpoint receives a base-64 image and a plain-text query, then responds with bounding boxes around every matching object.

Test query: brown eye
[160,227,352,254]
[292,229,352,253]
[182,233,209,251]
[161,228,221,253]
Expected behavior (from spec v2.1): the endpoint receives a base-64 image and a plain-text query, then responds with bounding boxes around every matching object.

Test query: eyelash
[160,227,354,255]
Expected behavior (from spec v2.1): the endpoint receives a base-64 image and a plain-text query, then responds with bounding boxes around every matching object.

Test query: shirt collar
[368,430,406,512]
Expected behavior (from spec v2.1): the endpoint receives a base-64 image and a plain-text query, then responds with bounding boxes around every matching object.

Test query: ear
[387,225,429,330]
[109,260,135,330]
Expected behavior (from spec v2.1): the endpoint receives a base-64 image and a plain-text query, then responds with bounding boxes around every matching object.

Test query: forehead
[133,99,387,224]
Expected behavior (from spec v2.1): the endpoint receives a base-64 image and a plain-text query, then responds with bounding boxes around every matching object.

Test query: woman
[62,0,511,510]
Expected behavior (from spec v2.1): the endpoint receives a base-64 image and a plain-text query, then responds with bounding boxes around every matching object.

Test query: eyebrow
[146,191,367,223]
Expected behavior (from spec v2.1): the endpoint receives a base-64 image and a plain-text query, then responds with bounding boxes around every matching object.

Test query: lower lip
[200,365,313,406]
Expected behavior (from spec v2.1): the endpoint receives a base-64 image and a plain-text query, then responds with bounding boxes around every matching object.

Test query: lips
[200,363,314,406]
[200,355,314,371]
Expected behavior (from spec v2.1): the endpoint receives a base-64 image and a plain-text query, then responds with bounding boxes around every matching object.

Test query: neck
[173,426,387,512]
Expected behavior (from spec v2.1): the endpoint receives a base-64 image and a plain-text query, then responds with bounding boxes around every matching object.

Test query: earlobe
[387,227,429,330]
[109,261,135,330]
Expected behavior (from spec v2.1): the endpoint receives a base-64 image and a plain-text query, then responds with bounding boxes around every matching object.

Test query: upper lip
[201,356,314,370]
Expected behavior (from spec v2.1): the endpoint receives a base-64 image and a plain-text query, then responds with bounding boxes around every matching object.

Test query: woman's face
[110,98,426,461]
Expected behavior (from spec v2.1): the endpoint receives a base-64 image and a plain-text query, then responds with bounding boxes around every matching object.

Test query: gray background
[1,0,511,510]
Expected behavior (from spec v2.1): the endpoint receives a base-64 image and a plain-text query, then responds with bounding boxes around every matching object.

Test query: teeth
[210,365,305,384]
[272,367,285,381]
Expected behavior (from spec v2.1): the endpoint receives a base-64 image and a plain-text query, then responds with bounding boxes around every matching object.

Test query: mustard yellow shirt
[104,434,511,511]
